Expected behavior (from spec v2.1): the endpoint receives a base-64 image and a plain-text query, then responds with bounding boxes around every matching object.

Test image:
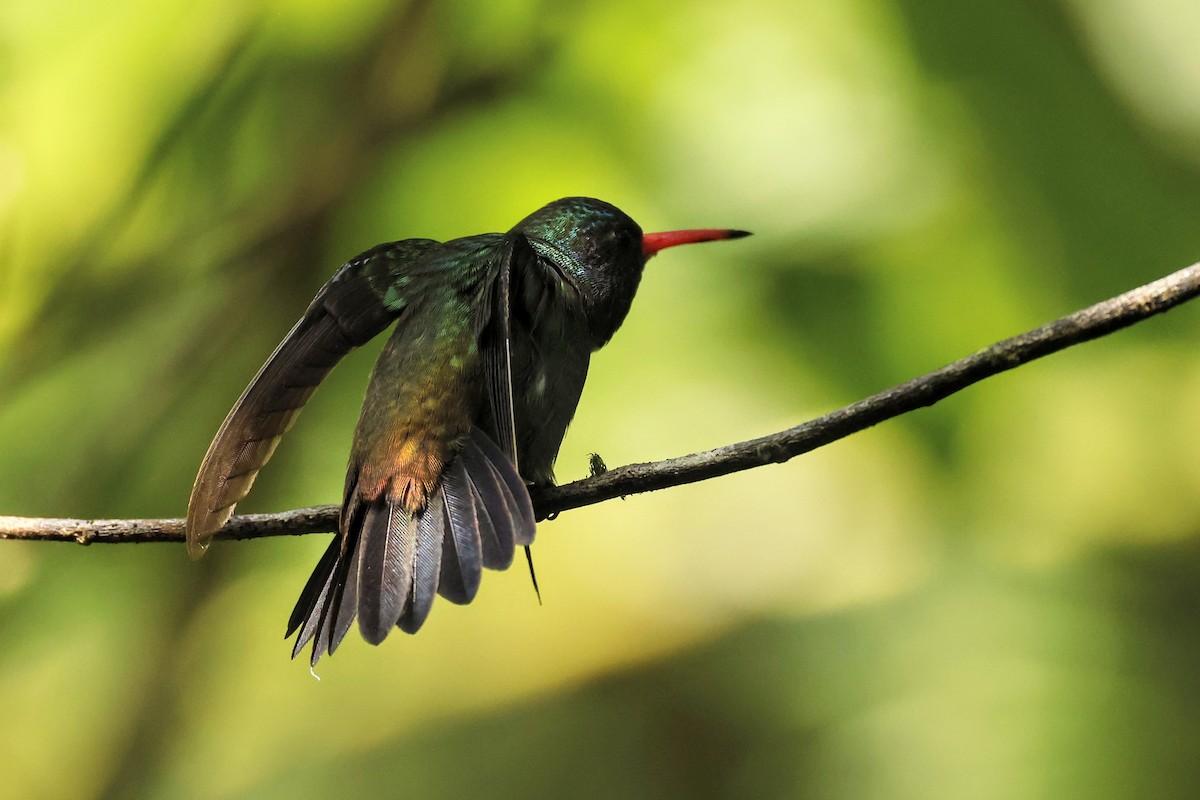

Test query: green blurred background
[4,0,1200,797]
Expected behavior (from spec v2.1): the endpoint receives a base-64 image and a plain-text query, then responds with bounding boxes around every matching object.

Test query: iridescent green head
[513,197,643,347]
[513,196,749,347]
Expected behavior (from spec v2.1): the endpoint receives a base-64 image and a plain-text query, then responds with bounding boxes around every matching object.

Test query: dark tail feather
[287,509,362,666]
[457,430,535,568]
[460,454,513,567]
[317,498,368,662]
[287,496,364,664]
[399,494,445,633]
[287,427,537,663]
[357,498,413,645]
[471,429,536,542]
[328,527,362,655]
[286,533,339,640]
[438,458,483,604]
[287,535,339,663]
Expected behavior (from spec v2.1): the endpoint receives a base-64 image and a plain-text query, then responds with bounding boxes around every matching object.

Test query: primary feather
[186,240,438,557]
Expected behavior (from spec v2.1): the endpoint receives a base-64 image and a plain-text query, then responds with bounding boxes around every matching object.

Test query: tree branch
[5,262,1200,546]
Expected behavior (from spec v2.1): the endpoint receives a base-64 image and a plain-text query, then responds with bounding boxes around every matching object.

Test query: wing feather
[186,239,438,557]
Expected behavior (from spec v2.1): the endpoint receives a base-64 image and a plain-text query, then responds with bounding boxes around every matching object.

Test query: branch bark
[5,262,1199,546]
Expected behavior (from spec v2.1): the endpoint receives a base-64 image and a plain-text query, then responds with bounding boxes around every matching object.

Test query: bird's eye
[609,227,634,247]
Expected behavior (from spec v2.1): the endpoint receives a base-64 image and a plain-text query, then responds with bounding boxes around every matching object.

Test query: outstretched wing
[185,239,439,558]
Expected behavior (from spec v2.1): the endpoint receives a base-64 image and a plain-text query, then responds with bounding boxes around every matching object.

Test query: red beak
[642,228,751,258]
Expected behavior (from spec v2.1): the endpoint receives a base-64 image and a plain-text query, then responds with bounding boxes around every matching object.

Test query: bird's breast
[508,271,593,486]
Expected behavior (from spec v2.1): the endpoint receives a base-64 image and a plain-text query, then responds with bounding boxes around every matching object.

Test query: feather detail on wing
[478,233,540,466]
[186,240,439,558]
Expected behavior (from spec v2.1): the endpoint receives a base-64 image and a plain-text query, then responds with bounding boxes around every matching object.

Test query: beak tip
[642,227,753,257]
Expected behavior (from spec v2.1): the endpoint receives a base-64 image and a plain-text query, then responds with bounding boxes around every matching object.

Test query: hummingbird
[186,196,749,664]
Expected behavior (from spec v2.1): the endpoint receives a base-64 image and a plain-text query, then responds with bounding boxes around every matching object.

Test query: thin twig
[4,262,1199,545]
